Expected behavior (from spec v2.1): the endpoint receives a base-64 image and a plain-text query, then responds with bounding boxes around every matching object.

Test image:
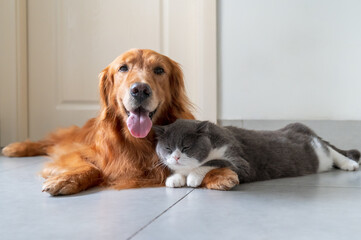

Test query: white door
[27,0,217,141]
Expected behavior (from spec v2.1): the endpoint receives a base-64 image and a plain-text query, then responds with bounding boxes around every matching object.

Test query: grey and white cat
[153,119,360,188]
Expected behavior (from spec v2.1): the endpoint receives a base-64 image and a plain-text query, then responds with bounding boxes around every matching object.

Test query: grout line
[126,189,195,240]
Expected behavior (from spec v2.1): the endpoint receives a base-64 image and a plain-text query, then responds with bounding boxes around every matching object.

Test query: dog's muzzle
[125,82,157,138]
[130,82,152,104]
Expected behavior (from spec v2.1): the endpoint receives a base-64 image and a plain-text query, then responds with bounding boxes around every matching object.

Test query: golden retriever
[2,49,239,195]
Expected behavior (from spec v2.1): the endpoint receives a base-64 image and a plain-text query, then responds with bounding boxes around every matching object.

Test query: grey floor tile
[0,157,192,240]
[2,155,361,240]
[133,185,361,240]
[0,155,47,172]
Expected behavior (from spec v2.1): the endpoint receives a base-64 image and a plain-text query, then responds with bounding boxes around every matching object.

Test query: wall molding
[218,119,361,150]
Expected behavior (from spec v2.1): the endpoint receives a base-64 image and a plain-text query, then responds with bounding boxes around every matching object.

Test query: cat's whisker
[151,161,168,170]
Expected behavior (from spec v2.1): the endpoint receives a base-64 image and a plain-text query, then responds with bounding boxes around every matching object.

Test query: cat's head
[153,119,212,171]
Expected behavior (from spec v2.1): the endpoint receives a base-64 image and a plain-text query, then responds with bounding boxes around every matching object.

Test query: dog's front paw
[201,168,239,191]
[165,174,186,188]
[187,172,203,187]
[42,175,80,196]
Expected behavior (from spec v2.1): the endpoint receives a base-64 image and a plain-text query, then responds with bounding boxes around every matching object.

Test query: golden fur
[2,49,238,195]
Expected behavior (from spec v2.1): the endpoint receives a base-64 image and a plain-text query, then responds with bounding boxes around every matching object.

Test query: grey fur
[154,119,360,183]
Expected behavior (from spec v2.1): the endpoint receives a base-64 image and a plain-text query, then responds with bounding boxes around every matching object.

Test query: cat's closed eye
[182,146,190,152]
[165,147,172,153]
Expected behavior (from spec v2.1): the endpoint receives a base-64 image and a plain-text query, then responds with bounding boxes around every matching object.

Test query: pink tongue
[126,109,153,138]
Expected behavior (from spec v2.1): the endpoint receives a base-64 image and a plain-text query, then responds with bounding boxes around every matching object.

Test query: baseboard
[218,120,361,151]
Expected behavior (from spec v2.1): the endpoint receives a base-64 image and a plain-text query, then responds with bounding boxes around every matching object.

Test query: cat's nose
[173,156,180,161]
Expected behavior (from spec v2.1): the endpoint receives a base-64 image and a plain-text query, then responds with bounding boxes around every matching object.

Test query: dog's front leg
[41,152,102,196]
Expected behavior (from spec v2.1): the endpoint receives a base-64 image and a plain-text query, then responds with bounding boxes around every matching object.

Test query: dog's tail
[2,140,51,157]
[2,125,83,158]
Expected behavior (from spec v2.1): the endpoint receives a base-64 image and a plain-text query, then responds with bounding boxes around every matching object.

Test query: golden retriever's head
[99,49,193,138]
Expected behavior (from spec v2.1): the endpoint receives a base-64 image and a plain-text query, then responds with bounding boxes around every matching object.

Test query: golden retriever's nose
[130,82,152,103]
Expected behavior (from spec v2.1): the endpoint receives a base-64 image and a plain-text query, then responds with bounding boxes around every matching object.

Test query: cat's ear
[153,125,166,137]
[196,121,209,134]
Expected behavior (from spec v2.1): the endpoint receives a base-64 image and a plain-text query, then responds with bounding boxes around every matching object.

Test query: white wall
[218,0,361,121]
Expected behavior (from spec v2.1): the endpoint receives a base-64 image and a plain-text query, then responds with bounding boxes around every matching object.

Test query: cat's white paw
[187,172,204,187]
[340,160,359,171]
[166,174,186,188]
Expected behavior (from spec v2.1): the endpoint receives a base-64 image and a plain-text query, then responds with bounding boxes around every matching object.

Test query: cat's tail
[321,139,360,163]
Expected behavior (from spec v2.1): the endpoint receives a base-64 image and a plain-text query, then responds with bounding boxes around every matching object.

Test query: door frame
[0,0,217,146]
[0,0,28,147]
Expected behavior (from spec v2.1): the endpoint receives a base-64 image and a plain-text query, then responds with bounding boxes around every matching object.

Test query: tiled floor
[1,155,361,240]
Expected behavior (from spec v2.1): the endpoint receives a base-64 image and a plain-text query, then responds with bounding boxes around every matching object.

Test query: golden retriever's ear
[169,60,185,96]
[168,59,194,116]
[99,66,113,108]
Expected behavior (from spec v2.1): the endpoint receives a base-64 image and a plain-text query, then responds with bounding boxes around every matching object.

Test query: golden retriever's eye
[119,65,128,72]
[154,67,165,75]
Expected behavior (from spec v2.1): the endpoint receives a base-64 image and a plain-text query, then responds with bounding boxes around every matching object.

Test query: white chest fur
[203,145,229,164]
